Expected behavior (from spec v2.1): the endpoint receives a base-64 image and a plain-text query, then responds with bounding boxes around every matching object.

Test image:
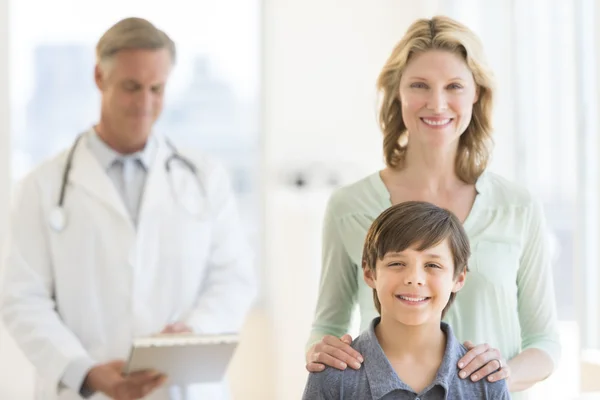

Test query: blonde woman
[305,16,560,399]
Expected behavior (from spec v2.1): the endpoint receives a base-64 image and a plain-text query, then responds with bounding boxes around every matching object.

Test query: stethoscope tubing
[50,133,203,232]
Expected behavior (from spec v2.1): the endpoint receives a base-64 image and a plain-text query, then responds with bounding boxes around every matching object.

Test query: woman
[305,15,560,399]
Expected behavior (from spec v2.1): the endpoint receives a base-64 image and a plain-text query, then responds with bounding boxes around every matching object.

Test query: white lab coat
[0,132,257,400]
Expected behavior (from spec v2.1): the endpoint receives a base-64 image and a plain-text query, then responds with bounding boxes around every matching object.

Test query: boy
[303,201,510,399]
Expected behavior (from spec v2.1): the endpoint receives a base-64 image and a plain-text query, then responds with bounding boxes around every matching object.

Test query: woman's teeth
[422,118,451,126]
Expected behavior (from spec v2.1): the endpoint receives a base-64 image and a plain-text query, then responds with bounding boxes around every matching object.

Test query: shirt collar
[431,321,462,397]
[362,317,412,400]
[86,127,157,171]
[473,169,489,195]
[372,169,489,208]
[362,317,460,400]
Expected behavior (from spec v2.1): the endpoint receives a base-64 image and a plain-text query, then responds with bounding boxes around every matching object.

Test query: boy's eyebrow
[383,251,448,259]
[382,252,405,257]
[424,253,443,259]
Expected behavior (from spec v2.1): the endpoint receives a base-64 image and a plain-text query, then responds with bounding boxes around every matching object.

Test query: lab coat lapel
[138,137,172,219]
[69,135,131,223]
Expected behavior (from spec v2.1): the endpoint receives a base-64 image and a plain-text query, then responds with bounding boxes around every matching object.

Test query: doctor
[0,17,256,400]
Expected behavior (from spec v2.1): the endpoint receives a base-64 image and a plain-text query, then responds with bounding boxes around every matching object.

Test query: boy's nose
[404,270,426,286]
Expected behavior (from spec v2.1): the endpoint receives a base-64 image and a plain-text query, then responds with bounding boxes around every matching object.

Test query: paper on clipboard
[124,333,239,385]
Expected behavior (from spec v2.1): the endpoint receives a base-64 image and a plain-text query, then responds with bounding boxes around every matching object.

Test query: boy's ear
[362,262,377,289]
[452,267,467,293]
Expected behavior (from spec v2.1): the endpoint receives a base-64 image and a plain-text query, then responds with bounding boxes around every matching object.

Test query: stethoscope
[48,133,205,232]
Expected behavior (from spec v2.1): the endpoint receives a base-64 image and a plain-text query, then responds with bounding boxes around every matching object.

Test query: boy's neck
[375,315,446,362]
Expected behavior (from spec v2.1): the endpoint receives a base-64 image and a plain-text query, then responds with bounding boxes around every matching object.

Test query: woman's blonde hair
[377,15,495,184]
[96,17,176,71]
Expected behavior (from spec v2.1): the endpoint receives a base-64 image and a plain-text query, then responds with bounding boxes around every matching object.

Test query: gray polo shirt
[303,318,511,400]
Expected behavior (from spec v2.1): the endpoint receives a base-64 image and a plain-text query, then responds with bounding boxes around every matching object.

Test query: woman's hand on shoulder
[458,341,511,384]
[305,334,364,372]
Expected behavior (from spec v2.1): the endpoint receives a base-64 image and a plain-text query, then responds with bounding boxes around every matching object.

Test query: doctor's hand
[84,360,167,400]
[161,322,192,334]
[305,334,363,372]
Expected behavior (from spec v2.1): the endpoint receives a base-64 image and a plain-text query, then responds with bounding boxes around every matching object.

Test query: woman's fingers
[305,335,364,372]
[458,343,497,379]
[322,335,363,363]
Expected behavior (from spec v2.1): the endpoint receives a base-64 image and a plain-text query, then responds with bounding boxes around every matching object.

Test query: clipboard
[124,333,239,385]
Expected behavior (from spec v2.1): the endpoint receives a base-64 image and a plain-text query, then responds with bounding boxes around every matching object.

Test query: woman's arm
[506,348,554,391]
[509,197,561,387]
[457,342,554,391]
[457,197,560,390]
[305,192,363,371]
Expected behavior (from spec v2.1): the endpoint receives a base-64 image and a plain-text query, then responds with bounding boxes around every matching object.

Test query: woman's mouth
[421,117,453,127]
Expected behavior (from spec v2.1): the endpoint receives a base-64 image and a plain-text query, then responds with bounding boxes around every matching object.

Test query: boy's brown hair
[362,201,470,318]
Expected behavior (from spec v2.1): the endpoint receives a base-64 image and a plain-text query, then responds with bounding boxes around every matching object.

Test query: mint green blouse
[307,171,561,400]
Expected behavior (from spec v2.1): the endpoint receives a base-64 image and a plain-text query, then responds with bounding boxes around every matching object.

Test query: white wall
[263,0,437,173]
[0,0,9,248]
[0,0,19,397]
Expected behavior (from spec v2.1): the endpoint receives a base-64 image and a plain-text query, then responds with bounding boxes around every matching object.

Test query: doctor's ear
[94,64,109,90]
[94,64,104,90]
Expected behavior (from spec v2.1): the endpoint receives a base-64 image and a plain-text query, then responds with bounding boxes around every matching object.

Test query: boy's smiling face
[363,238,466,326]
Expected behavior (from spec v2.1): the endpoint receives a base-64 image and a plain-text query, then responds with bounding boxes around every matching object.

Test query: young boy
[303,201,511,399]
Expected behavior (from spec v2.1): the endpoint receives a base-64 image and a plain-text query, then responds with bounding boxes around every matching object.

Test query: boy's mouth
[395,295,431,304]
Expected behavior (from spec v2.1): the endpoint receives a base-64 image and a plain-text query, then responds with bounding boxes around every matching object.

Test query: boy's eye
[426,263,441,269]
[388,262,404,267]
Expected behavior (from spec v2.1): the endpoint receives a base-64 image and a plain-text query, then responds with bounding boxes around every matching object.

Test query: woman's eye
[448,83,463,90]
[410,82,427,89]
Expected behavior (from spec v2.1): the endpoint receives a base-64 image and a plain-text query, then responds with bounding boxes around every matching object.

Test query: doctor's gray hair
[96,17,176,71]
